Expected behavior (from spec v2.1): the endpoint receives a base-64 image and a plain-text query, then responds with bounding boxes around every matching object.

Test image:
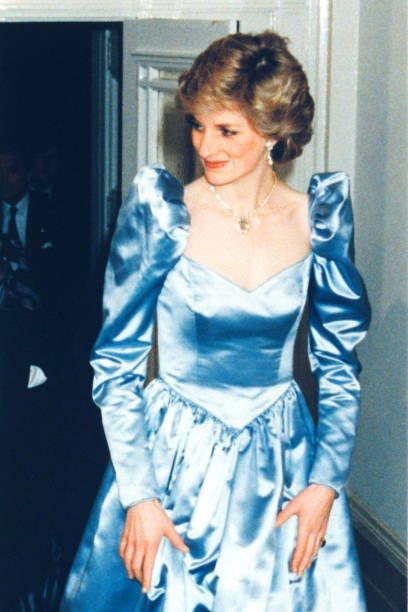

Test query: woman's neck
[206,164,277,215]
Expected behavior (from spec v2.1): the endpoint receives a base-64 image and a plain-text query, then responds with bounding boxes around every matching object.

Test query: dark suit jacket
[0,195,62,586]
[1,189,60,311]
[0,190,61,374]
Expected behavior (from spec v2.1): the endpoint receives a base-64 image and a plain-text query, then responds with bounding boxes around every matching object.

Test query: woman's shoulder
[275,181,309,217]
[128,164,184,206]
[122,164,189,238]
[307,171,353,259]
[307,171,350,204]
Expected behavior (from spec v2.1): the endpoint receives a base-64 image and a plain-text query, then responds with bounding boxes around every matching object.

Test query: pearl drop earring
[265,141,274,167]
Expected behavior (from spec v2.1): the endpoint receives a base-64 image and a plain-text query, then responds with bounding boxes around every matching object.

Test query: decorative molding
[133,53,193,172]
[121,19,233,187]
[348,490,407,576]
[131,51,196,70]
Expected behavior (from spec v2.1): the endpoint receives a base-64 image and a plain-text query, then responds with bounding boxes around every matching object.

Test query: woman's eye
[221,128,237,137]
[187,117,202,131]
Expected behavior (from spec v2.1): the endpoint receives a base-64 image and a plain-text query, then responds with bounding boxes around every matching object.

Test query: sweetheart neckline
[179,253,312,294]
[176,173,314,295]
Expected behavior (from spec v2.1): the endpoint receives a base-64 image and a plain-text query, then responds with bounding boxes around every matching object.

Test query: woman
[61,31,370,611]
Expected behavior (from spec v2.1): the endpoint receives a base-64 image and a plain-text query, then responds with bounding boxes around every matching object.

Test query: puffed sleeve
[91,165,189,510]
[307,172,371,495]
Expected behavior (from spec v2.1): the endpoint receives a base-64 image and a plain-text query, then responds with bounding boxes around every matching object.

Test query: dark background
[0,22,92,256]
[0,23,115,610]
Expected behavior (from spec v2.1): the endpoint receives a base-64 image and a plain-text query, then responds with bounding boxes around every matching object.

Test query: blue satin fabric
[61,166,370,611]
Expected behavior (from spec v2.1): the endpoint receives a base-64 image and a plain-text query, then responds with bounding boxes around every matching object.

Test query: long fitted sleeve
[306,172,371,495]
[91,165,188,509]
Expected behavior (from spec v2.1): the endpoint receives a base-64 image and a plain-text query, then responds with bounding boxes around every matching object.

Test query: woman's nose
[195,131,217,159]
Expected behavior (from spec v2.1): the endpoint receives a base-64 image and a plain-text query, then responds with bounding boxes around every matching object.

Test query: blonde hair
[177,31,314,163]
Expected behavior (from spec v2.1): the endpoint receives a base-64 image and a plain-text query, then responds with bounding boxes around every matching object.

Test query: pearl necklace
[209,171,278,233]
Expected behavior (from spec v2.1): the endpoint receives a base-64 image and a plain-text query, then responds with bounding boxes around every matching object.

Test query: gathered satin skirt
[60,378,366,611]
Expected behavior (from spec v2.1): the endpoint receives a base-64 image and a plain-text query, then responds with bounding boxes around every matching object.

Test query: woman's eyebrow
[186,114,242,128]
[186,114,199,123]
[216,123,241,128]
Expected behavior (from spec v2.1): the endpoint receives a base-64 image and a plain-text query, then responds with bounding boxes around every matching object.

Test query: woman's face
[189,108,272,186]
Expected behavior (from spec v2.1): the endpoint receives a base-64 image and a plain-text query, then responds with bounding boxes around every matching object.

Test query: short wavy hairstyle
[176,31,314,163]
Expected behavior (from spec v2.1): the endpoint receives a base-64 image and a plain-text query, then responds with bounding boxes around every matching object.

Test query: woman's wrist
[307,482,337,499]
[126,498,159,513]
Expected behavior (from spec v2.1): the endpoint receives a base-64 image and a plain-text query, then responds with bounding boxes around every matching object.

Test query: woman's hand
[119,499,189,593]
[275,483,336,576]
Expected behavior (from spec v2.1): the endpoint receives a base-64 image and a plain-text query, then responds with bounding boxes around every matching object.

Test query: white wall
[347,0,407,548]
[326,1,360,181]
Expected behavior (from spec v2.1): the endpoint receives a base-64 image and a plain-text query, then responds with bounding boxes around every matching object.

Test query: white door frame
[90,26,121,280]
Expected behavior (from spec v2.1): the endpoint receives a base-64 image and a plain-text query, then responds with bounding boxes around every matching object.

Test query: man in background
[0,144,61,609]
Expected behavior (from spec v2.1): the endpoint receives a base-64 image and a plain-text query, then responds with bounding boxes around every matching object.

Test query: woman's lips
[203,160,228,170]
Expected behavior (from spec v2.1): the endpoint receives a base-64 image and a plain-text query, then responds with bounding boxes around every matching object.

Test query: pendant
[236,216,251,233]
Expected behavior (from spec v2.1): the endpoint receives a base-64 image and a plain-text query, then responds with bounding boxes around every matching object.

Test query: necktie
[5,204,24,266]
[7,204,22,247]
[3,204,40,311]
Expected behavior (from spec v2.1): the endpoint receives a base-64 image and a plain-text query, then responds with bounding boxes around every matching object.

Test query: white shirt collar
[2,191,29,211]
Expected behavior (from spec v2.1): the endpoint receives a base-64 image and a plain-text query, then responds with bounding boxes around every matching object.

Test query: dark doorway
[0,22,121,610]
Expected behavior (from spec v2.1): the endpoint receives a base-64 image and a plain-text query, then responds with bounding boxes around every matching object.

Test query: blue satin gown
[61,165,370,611]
